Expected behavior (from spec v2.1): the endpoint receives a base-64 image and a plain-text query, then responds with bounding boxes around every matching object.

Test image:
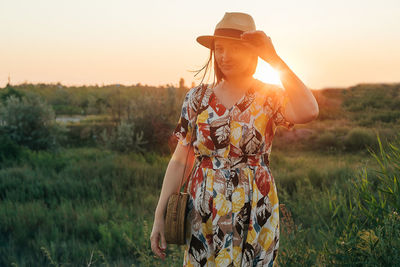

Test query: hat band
[214,28,244,39]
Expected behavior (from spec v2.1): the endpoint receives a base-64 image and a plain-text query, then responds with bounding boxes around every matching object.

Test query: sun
[253,60,282,85]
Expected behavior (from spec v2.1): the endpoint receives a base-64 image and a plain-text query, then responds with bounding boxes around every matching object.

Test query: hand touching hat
[240,30,280,66]
[196,12,280,65]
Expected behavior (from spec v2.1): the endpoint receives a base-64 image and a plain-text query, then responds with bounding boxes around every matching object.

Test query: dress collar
[207,79,258,112]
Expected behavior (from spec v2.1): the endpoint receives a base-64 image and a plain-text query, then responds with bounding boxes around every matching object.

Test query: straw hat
[196,12,256,50]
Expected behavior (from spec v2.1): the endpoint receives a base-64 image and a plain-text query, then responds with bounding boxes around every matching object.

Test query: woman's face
[214,37,256,78]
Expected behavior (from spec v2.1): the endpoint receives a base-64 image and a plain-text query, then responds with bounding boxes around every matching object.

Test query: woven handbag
[164,84,207,245]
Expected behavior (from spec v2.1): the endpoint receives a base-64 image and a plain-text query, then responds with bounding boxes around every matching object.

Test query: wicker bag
[164,85,207,245]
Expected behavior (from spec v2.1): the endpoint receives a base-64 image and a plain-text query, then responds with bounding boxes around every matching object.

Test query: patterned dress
[173,78,294,267]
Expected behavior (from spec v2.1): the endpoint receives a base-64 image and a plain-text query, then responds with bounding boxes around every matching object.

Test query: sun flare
[253,60,282,85]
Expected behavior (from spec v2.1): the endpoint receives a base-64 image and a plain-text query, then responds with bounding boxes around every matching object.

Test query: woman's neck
[222,75,255,93]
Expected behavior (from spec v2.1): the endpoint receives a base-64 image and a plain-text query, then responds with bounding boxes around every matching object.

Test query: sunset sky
[1,0,399,90]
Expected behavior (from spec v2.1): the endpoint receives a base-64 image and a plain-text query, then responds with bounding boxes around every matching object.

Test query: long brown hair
[190,39,258,89]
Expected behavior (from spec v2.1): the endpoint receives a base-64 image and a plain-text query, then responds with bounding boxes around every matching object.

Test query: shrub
[0,93,68,151]
[98,119,147,153]
[315,131,342,151]
[0,85,24,103]
[343,127,377,152]
[0,131,21,163]
[372,110,400,123]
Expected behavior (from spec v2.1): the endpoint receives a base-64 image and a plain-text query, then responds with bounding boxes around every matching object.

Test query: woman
[150,12,319,266]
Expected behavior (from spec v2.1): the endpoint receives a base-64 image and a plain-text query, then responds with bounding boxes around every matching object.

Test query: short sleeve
[172,88,195,146]
[265,84,295,131]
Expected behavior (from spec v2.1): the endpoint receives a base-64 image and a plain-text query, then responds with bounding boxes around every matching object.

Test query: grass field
[1,82,399,266]
[1,137,399,266]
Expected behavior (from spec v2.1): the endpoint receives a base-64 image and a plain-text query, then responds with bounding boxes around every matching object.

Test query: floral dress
[173,78,294,267]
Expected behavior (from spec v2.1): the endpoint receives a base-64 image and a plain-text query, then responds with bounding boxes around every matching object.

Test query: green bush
[52,104,83,115]
[64,122,114,148]
[372,110,400,123]
[0,132,21,164]
[0,85,24,102]
[98,119,147,153]
[315,131,342,151]
[0,93,68,151]
[343,127,377,152]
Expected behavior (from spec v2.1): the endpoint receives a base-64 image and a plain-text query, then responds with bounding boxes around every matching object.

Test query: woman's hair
[191,40,258,88]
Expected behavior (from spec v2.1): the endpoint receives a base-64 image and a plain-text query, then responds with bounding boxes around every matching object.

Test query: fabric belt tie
[195,153,270,169]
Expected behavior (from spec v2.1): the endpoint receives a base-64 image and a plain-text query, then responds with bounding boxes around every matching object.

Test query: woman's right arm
[150,141,195,259]
[155,142,195,220]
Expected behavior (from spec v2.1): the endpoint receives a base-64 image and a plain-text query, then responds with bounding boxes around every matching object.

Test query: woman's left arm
[268,56,319,124]
[241,30,319,124]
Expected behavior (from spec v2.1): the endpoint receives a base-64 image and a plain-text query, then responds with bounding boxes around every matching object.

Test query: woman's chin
[223,70,246,79]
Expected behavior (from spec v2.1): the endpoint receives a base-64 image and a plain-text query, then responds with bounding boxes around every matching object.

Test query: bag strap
[176,83,207,194]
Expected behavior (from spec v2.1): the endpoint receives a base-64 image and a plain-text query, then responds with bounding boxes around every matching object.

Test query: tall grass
[321,133,400,265]
[268,133,400,266]
[1,133,399,266]
[0,147,184,266]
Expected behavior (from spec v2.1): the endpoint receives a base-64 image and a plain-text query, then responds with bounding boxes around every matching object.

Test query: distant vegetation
[1,81,399,154]
[1,81,190,154]
[0,81,399,266]
[272,82,400,153]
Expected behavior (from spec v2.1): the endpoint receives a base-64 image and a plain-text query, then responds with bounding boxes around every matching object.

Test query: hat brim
[196,35,251,50]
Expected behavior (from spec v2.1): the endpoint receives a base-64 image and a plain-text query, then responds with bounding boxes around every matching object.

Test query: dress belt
[195,153,270,169]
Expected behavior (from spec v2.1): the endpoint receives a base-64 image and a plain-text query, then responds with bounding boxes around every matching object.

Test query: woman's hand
[240,30,280,65]
[150,216,167,260]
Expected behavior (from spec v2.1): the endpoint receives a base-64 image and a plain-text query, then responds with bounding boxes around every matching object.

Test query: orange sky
[1,0,399,89]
